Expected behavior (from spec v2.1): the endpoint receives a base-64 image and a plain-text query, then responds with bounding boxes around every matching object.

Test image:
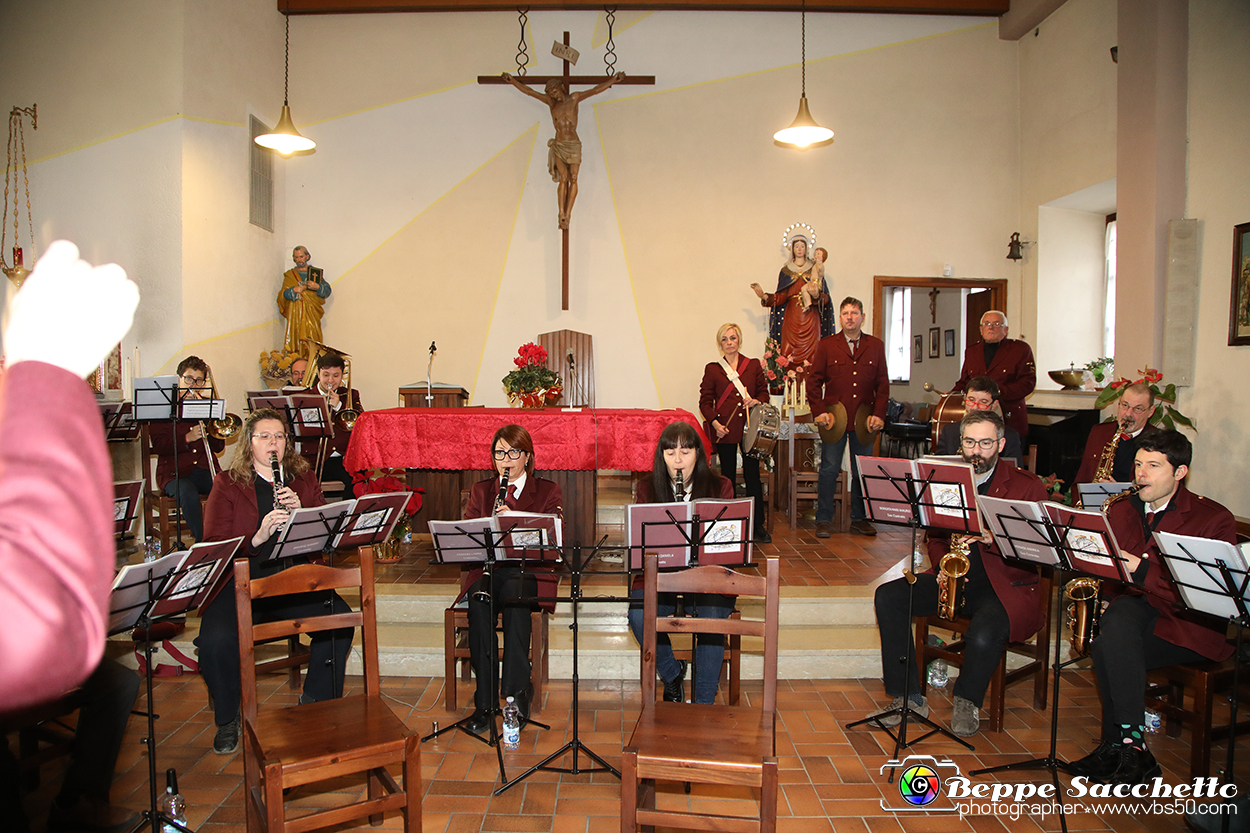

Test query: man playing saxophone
[1068,430,1236,787]
[865,410,1048,737]
[1074,382,1157,486]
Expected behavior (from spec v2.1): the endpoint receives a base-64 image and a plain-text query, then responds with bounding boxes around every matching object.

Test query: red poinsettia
[352,468,423,516]
[1093,367,1194,432]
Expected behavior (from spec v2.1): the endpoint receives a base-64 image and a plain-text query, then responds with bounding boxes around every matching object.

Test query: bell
[1006,232,1024,261]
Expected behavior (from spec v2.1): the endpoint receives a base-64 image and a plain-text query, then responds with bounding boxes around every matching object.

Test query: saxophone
[1064,484,1142,654]
[937,534,972,620]
[1092,418,1131,484]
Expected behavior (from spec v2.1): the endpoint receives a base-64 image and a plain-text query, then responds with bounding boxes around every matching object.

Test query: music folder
[1154,531,1250,622]
[333,492,413,550]
[179,397,226,421]
[108,536,244,634]
[427,513,563,564]
[626,498,753,569]
[269,499,354,561]
[113,480,144,538]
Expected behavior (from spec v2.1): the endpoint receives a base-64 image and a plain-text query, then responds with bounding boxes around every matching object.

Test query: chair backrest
[140,425,159,494]
[641,555,780,711]
[234,549,378,724]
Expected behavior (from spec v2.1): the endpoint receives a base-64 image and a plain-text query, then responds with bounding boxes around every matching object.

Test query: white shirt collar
[507,471,528,497]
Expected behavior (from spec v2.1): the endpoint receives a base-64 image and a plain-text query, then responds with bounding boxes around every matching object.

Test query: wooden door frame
[870,276,1008,345]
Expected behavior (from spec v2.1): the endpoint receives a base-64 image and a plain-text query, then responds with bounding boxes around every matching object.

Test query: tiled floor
[13,513,1247,831]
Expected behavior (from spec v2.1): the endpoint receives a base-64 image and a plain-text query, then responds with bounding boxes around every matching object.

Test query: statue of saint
[277,245,331,354]
[750,234,834,377]
[502,72,626,230]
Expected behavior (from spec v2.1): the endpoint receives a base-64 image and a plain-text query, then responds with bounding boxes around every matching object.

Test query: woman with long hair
[628,421,735,705]
[198,409,352,755]
[698,322,771,543]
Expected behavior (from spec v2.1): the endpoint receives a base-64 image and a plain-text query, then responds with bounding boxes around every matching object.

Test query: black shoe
[462,710,491,735]
[213,713,241,755]
[1066,739,1120,779]
[849,519,877,536]
[511,683,534,723]
[1107,747,1162,786]
[663,661,687,703]
[754,529,772,544]
[815,523,833,539]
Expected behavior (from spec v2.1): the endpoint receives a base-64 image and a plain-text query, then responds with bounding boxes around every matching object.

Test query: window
[1104,217,1116,357]
[249,116,274,232]
[885,286,912,382]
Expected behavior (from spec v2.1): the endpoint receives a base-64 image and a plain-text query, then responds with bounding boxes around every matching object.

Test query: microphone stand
[425,342,436,407]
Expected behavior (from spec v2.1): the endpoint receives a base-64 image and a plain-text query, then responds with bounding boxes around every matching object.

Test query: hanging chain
[604,7,617,75]
[515,7,530,76]
[2,105,37,270]
[800,0,807,97]
[283,1,291,103]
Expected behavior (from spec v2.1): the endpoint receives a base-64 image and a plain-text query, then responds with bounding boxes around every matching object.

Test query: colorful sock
[1118,723,1146,751]
[909,694,925,708]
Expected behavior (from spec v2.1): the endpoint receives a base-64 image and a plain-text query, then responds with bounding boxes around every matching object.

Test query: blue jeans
[162,466,214,542]
[817,430,871,523]
[627,588,733,704]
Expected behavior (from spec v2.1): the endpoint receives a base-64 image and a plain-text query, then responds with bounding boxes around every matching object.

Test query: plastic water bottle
[926,635,949,688]
[144,536,162,563]
[158,768,187,832]
[502,697,520,750]
[1144,708,1161,734]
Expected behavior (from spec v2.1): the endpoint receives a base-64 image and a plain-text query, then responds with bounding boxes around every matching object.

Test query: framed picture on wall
[929,327,940,358]
[913,335,923,363]
[944,329,956,357]
[1229,221,1250,346]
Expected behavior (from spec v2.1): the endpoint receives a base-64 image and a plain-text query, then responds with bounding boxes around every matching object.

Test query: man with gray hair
[951,310,1035,442]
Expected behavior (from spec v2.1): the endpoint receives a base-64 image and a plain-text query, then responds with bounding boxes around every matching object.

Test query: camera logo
[880,755,961,813]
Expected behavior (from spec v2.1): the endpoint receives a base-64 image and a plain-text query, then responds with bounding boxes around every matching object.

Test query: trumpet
[1064,576,1102,656]
[937,534,972,620]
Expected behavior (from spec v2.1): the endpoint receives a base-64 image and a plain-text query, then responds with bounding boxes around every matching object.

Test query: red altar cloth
[344,407,710,472]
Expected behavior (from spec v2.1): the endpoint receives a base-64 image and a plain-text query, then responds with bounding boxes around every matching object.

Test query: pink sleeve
[0,361,114,710]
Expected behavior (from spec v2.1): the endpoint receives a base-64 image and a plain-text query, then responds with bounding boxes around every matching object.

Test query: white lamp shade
[254,105,315,155]
[773,97,834,149]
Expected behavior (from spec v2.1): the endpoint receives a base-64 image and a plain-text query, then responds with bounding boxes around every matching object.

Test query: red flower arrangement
[1093,367,1194,431]
[352,469,424,556]
[502,341,563,408]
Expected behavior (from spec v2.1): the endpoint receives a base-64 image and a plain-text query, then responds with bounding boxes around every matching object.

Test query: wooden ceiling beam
[279,0,1008,15]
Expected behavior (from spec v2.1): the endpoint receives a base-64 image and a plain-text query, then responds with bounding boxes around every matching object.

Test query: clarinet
[674,468,685,501]
[270,451,286,510]
[493,467,511,515]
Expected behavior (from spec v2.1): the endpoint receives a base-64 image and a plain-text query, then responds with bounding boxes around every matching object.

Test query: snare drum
[741,403,781,459]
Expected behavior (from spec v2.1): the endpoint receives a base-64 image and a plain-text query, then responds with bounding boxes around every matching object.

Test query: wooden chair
[622,556,780,833]
[664,609,743,706]
[914,570,1054,733]
[234,551,420,833]
[1145,657,1250,779]
[443,606,551,713]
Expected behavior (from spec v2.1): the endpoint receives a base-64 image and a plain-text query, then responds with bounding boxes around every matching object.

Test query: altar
[344,407,709,545]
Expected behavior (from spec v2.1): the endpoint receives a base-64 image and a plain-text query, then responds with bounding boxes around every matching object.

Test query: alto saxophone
[1064,484,1142,654]
[1092,418,1131,484]
[937,534,972,620]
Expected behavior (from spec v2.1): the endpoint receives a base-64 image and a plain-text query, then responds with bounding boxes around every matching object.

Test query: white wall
[1035,205,1108,384]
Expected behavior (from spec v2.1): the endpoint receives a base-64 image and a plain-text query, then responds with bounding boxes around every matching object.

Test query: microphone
[429,341,437,355]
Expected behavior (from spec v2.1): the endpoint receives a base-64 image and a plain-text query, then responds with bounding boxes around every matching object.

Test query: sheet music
[976,495,1062,565]
[1154,531,1250,621]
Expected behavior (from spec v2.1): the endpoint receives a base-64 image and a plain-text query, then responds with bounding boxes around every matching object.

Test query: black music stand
[110,538,243,833]
[1156,532,1250,833]
[495,536,621,795]
[844,457,974,764]
[133,376,186,553]
[968,496,1134,833]
[114,480,144,548]
[421,518,553,786]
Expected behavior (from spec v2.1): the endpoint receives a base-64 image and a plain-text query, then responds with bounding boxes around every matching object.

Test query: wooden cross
[479,32,654,310]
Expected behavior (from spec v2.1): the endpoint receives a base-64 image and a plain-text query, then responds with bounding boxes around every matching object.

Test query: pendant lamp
[255,2,315,155]
[774,0,833,150]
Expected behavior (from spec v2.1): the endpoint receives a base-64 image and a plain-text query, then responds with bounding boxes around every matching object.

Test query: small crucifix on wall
[479,33,654,310]
[929,287,940,324]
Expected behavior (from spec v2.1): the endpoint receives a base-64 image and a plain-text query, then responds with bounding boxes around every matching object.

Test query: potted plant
[352,468,424,562]
[1093,367,1196,432]
[502,342,563,408]
[258,349,302,389]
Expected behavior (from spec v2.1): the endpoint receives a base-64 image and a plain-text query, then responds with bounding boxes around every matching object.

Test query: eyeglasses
[180,374,206,385]
[980,322,1005,330]
[492,448,524,461]
[960,437,999,450]
[253,432,286,442]
[1120,403,1152,416]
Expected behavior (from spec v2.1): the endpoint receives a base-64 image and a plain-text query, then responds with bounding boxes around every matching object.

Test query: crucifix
[928,287,940,324]
[479,32,654,310]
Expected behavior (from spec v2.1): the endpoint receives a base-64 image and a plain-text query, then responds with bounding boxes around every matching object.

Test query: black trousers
[715,442,765,534]
[199,577,354,725]
[1090,595,1206,738]
[874,572,1010,708]
[467,565,538,712]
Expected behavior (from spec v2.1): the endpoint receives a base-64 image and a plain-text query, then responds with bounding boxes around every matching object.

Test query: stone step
[129,583,885,682]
